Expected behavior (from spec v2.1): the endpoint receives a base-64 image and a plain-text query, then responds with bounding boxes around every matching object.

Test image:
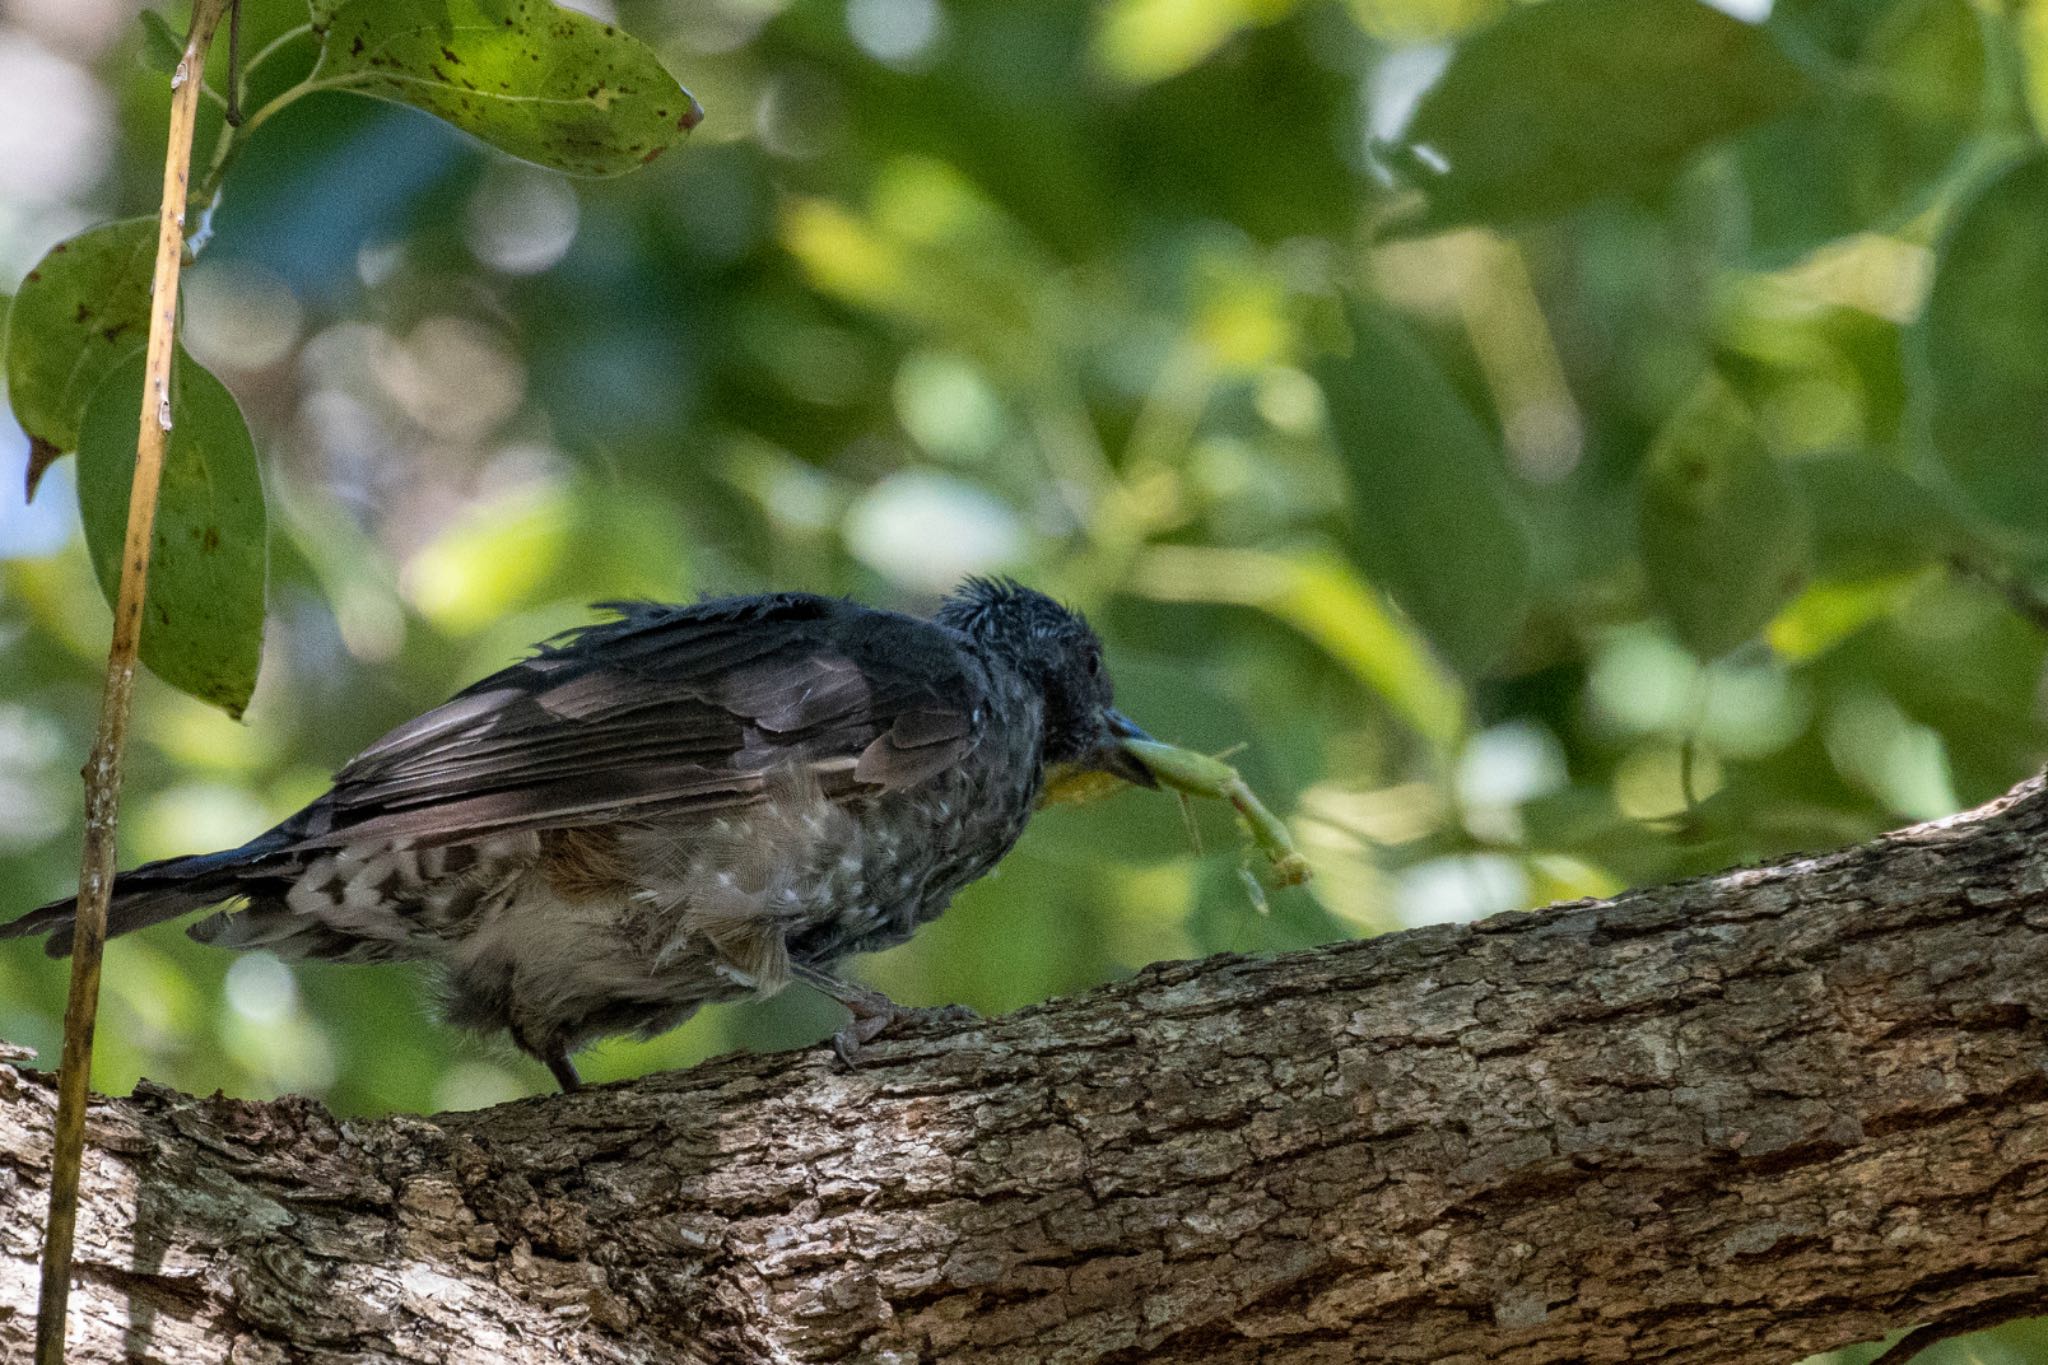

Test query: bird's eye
[1087,648,1103,678]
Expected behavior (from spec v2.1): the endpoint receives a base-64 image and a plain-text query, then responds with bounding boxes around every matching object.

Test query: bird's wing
[279,594,991,850]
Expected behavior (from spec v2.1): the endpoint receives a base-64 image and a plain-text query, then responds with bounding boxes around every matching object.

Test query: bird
[2,577,1156,1091]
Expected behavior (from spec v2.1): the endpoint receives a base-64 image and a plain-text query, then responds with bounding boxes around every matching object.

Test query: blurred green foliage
[3,0,2048,1353]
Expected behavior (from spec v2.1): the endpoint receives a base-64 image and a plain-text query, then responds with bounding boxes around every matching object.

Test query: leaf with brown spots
[76,348,267,716]
[1637,376,1813,660]
[4,218,156,496]
[24,437,63,501]
[313,0,702,178]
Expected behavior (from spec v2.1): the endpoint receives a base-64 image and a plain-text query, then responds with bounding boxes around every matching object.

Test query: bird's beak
[1088,710,1159,788]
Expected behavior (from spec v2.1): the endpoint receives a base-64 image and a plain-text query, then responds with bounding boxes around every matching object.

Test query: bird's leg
[516,1019,589,1096]
[546,1048,583,1093]
[791,962,977,1067]
[518,1026,582,1092]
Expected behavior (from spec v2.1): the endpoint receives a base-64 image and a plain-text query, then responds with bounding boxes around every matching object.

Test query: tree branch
[7,775,2048,1362]
[37,4,232,1359]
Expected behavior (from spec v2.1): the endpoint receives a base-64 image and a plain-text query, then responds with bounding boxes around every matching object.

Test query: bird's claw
[830,1000,979,1068]
[831,1010,895,1068]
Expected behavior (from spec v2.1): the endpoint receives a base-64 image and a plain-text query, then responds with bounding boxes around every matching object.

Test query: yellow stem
[33,1,231,1359]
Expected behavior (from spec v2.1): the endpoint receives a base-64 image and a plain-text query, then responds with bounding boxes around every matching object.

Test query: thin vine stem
[32,2,233,1360]
[195,77,313,201]
[240,20,314,80]
[1678,667,1712,825]
[225,0,243,125]
[191,22,319,233]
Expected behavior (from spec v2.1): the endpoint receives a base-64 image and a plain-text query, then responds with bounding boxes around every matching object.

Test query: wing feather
[281,594,989,851]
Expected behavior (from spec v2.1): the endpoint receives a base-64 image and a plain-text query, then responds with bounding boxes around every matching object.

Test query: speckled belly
[781,769,1040,967]
[433,752,1041,1053]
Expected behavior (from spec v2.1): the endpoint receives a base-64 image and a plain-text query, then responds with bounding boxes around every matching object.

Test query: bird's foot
[794,964,977,1067]
[830,997,979,1068]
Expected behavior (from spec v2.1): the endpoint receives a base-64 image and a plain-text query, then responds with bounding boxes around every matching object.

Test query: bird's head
[935,577,1156,787]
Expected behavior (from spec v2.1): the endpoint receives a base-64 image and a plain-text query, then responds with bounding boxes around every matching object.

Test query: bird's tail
[3,834,289,959]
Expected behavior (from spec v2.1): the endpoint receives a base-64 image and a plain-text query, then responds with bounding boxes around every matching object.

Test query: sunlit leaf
[1389,0,1809,231]
[1638,378,1812,659]
[76,350,267,717]
[313,0,702,178]
[1129,545,1467,750]
[1094,0,1296,86]
[1910,152,2048,551]
[4,218,156,498]
[1347,0,1503,43]
[1313,298,1531,679]
[2011,0,2048,142]
[1768,575,1919,663]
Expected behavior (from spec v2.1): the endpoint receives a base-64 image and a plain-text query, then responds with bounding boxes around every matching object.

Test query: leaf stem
[240,20,313,81]
[32,2,232,1361]
[190,23,318,241]
[225,0,243,126]
[1952,552,2048,636]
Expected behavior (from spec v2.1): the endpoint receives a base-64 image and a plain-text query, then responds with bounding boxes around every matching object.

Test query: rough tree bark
[5,776,2048,1365]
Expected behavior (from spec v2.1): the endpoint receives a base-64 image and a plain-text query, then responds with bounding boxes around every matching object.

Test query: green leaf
[1389,0,1810,231]
[1129,545,1468,750]
[1313,299,1531,678]
[137,9,184,75]
[76,350,267,717]
[1788,452,1964,583]
[1092,0,1294,87]
[1345,0,1504,44]
[313,0,703,178]
[1733,0,1983,265]
[1910,151,2048,552]
[4,218,157,499]
[1638,378,1812,659]
[2023,0,2048,142]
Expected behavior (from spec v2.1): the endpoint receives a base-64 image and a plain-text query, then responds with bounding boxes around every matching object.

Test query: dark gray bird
[3,578,1154,1090]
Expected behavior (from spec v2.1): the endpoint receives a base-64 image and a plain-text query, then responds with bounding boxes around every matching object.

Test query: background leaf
[1128,545,1467,749]
[3,218,156,496]
[1910,151,2048,552]
[136,9,183,75]
[75,350,268,717]
[1790,452,1964,584]
[1639,378,1813,659]
[1390,0,1810,230]
[313,0,702,177]
[7,17,2048,1328]
[1314,299,1531,679]
[1731,0,1984,265]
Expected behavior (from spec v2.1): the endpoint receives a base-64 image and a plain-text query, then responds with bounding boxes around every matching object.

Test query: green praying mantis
[1043,736,1310,908]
